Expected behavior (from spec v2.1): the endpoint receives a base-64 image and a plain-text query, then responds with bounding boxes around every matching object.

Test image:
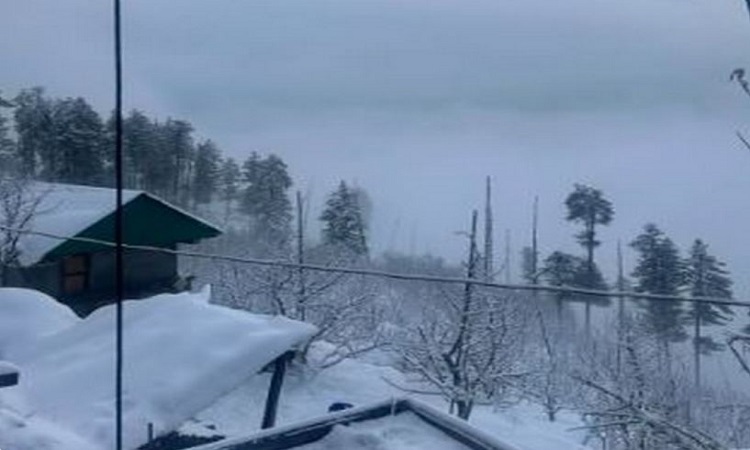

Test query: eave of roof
[7,182,222,265]
[40,193,223,262]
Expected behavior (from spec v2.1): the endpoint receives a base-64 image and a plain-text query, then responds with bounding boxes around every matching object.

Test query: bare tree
[0,178,43,285]
[393,211,529,420]
[572,316,726,450]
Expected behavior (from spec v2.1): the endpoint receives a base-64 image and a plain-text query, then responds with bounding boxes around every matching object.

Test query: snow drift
[0,288,79,359]
[0,286,317,450]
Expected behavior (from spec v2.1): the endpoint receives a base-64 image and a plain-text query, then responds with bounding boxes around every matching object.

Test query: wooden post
[261,351,293,429]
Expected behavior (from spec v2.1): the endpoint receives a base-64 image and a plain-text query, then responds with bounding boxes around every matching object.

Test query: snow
[0,361,18,378]
[6,182,220,266]
[296,412,470,450]
[185,342,593,450]
[0,288,79,359]
[0,286,316,450]
[0,286,591,450]
[11,182,141,265]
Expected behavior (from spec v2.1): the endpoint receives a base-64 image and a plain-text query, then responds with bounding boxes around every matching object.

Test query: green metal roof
[42,193,222,261]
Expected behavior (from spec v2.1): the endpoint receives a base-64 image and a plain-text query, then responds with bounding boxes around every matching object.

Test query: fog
[3,0,750,297]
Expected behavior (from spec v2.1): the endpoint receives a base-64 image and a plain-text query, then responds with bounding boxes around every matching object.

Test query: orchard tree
[0,179,44,285]
[396,211,528,420]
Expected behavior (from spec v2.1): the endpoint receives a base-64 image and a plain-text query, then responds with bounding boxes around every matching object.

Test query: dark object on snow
[0,365,19,388]
[136,431,223,450]
[327,402,353,412]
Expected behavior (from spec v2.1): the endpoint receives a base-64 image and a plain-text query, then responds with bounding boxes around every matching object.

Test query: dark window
[62,254,89,294]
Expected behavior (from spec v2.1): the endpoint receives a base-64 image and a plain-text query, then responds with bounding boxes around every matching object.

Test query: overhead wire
[1,224,749,309]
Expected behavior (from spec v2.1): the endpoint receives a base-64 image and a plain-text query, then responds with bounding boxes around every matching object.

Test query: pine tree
[542,251,584,288]
[319,181,369,257]
[682,239,733,387]
[13,87,53,178]
[192,140,221,206]
[240,153,293,253]
[160,119,195,206]
[114,109,159,189]
[630,224,686,348]
[542,251,606,325]
[564,184,613,286]
[50,97,106,185]
[219,157,241,219]
[0,92,15,176]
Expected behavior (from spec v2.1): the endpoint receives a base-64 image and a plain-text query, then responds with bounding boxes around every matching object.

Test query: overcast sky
[4,0,750,298]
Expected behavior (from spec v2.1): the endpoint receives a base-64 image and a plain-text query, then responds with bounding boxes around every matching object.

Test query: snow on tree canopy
[2,286,316,450]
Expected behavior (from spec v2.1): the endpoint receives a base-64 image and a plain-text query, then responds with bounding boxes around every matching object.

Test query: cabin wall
[89,248,178,293]
[2,248,179,316]
[3,263,60,298]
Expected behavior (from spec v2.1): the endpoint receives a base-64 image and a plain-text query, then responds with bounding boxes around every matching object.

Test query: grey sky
[3,0,750,299]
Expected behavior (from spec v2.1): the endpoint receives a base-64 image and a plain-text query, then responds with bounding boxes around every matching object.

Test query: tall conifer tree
[320,181,369,257]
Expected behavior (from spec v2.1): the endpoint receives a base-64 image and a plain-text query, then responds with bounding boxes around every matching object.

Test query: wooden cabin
[1,182,222,316]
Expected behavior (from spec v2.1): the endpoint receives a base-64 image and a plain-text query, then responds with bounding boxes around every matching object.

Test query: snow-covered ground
[295,411,472,450]
[0,286,591,450]
[185,343,592,450]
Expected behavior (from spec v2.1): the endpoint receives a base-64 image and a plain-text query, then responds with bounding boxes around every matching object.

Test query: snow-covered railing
[190,397,520,450]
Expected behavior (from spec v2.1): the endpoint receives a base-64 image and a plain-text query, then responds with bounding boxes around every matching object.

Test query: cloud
[3,0,750,298]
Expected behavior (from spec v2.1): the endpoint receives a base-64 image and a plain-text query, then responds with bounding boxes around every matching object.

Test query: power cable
[1,224,748,309]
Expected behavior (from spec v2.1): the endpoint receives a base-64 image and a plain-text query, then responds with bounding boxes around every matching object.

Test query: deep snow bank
[187,342,592,450]
[0,288,79,359]
[0,287,316,450]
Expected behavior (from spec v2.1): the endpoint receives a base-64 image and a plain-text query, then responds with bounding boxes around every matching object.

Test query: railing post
[261,351,293,429]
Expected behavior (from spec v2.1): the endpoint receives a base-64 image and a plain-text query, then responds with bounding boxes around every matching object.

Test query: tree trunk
[694,314,701,390]
[296,191,306,322]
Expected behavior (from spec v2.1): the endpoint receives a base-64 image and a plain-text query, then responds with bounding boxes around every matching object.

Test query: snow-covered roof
[0,287,317,450]
[3,182,219,265]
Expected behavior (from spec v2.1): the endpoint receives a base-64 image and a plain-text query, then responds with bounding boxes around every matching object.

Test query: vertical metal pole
[113,0,124,448]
